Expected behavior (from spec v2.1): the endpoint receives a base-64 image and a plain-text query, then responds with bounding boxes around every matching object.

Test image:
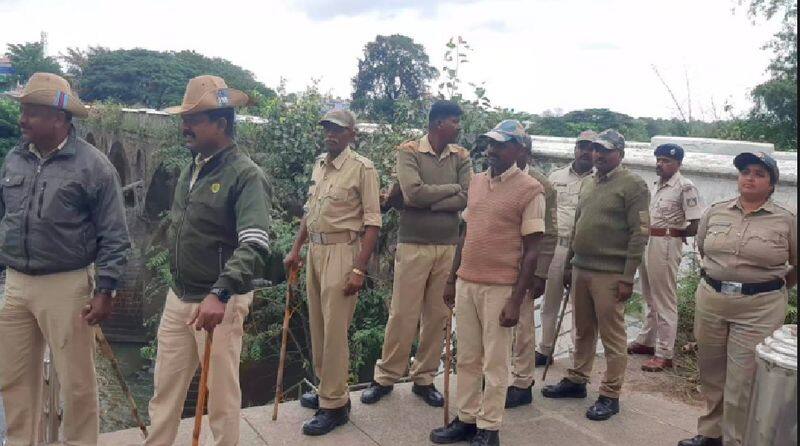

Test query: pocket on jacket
[1,175,26,211]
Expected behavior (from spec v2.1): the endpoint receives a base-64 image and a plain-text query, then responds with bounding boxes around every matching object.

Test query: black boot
[534,351,550,367]
[300,390,319,409]
[541,378,587,399]
[677,435,722,446]
[504,385,533,408]
[585,395,619,421]
[412,383,444,407]
[430,417,478,444]
[302,401,351,436]
[470,429,500,446]
[360,381,394,405]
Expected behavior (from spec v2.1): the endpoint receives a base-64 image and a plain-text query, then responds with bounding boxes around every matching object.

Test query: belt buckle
[310,232,323,244]
[720,281,743,295]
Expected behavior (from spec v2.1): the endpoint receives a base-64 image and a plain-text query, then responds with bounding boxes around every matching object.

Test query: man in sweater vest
[542,129,650,422]
[506,134,558,409]
[430,120,545,446]
[363,100,472,407]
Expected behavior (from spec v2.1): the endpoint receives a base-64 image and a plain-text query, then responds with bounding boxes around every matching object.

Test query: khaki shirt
[548,163,593,238]
[698,198,797,283]
[649,171,703,228]
[305,147,382,234]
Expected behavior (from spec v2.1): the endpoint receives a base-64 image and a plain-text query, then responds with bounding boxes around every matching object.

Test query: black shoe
[470,429,500,446]
[535,351,550,367]
[301,401,351,436]
[412,383,444,407]
[585,396,619,421]
[360,381,394,405]
[430,417,478,444]
[541,378,587,399]
[300,391,319,409]
[505,385,533,408]
[677,435,723,446]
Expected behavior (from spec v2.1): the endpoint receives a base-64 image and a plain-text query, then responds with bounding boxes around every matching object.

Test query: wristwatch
[210,287,231,303]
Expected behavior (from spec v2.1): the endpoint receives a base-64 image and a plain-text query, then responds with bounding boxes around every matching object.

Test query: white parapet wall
[531,135,797,212]
[651,135,776,156]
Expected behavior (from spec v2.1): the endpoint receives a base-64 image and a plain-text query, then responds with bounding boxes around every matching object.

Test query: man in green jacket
[146,75,271,446]
[542,129,649,422]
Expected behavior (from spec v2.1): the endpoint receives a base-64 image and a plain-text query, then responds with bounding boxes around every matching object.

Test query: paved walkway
[100,357,702,446]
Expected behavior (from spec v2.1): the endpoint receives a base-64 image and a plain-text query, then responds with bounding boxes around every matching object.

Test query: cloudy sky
[0,0,781,119]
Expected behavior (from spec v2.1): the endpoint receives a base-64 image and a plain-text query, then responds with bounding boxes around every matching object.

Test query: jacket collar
[16,126,79,159]
[418,134,460,159]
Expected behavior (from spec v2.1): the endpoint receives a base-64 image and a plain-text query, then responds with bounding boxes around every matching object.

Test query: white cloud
[0,0,781,119]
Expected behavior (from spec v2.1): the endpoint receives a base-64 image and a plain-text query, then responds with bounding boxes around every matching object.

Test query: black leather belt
[701,270,784,295]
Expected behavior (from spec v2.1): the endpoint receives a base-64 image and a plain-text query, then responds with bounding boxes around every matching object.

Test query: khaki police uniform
[305,147,381,409]
[537,164,592,356]
[374,136,471,387]
[510,166,557,389]
[635,171,702,359]
[694,198,796,444]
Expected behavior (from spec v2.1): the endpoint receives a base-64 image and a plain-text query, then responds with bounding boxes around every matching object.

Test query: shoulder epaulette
[352,152,376,169]
[397,139,419,153]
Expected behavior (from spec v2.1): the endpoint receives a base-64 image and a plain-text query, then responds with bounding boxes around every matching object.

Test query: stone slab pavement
[100,356,702,446]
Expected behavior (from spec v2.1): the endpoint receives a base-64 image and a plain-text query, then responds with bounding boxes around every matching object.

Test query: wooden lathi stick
[192,330,214,446]
[443,307,453,426]
[272,267,299,420]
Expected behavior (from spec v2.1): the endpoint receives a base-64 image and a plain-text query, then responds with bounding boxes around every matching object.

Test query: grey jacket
[0,128,131,289]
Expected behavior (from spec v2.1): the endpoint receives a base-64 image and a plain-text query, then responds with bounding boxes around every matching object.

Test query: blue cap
[654,143,684,161]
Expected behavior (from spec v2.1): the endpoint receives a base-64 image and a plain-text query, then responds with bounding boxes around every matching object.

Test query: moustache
[183,131,195,138]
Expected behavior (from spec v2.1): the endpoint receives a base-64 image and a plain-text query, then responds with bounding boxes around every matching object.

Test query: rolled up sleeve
[361,164,382,228]
[521,193,546,236]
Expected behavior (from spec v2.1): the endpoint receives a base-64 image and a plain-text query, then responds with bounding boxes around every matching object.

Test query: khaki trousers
[0,268,98,446]
[146,289,253,446]
[567,267,628,399]
[635,236,683,359]
[306,241,360,409]
[694,280,787,445]
[455,279,512,431]
[538,242,574,355]
[374,243,455,386]
[510,293,536,388]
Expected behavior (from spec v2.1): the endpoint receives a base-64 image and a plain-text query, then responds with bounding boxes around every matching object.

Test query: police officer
[0,73,130,446]
[283,109,381,436]
[147,75,271,445]
[535,130,596,365]
[678,152,796,446]
[628,144,702,372]
[364,100,471,407]
[542,129,650,422]
[506,134,557,408]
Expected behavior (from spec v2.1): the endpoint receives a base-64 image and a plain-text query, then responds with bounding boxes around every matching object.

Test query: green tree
[351,34,438,121]
[0,97,21,159]
[744,0,797,150]
[78,48,274,108]
[5,42,63,83]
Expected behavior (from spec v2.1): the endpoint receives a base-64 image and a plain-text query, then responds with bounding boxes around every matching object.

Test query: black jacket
[0,128,131,289]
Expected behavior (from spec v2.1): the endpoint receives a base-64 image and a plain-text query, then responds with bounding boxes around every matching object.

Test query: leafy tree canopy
[5,41,63,84]
[351,34,438,122]
[77,48,275,109]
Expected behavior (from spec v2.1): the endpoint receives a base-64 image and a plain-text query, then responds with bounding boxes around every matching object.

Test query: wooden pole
[94,326,148,438]
[193,330,213,446]
[443,307,453,426]
[272,267,298,421]
[542,288,570,382]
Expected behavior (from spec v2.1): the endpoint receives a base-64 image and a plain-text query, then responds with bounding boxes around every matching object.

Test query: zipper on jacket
[23,161,42,271]
[37,181,47,219]
[218,244,223,273]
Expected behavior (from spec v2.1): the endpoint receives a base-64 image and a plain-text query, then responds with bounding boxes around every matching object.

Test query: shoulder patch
[771,201,796,216]
[352,152,376,169]
[710,198,736,208]
[450,144,470,160]
[398,140,419,153]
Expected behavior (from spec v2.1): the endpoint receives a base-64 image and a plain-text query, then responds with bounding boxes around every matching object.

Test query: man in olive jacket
[0,73,130,445]
[146,75,271,446]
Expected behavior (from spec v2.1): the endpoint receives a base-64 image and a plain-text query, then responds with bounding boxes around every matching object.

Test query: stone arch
[144,162,179,221]
[85,133,96,147]
[108,141,128,186]
[134,150,145,182]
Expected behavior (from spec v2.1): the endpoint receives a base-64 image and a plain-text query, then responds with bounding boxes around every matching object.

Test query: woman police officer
[679,152,796,446]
